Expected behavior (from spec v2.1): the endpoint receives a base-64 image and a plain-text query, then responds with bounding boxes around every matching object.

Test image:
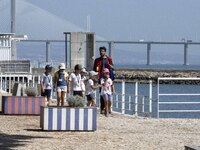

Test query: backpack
[54,71,69,80]
[94,56,115,81]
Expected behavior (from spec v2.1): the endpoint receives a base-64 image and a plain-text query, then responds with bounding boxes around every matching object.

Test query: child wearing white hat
[80,67,88,97]
[85,71,101,106]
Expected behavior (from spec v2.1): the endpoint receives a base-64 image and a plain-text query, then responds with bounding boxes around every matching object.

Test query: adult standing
[93,46,114,114]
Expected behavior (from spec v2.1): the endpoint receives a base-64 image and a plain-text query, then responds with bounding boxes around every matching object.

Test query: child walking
[68,64,83,97]
[40,65,53,106]
[85,71,100,106]
[80,67,88,97]
[100,68,114,117]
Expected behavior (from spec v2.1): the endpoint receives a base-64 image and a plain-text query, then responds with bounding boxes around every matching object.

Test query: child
[40,65,53,106]
[68,64,83,97]
[53,63,69,106]
[80,67,88,97]
[85,71,100,106]
[100,68,114,117]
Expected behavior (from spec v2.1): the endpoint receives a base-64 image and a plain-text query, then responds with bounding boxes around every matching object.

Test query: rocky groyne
[115,69,200,84]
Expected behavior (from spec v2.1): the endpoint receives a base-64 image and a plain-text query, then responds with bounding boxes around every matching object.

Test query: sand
[0,112,200,150]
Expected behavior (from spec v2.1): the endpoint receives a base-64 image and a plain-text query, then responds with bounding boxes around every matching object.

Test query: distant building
[0,33,30,73]
[0,33,13,61]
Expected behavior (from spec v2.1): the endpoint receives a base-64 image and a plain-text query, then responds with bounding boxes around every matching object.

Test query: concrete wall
[70,32,85,68]
[86,33,95,70]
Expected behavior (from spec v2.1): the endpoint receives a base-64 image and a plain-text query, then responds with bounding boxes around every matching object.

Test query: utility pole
[11,0,16,60]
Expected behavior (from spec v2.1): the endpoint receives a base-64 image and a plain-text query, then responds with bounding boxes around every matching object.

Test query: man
[93,46,114,114]
[40,64,53,106]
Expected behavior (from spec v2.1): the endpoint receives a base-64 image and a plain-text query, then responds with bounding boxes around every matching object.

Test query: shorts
[57,86,67,92]
[86,93,95,101]
[41,89,51,98]
[102,93,112,101]
[73,91,83,97]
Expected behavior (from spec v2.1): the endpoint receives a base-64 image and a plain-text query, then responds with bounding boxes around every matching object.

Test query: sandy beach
[0,112,200,150]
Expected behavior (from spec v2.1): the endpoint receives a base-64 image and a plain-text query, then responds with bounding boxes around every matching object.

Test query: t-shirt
[100,77,113,95]
[40,73,53,90]
[86,79,95,95]
[81,76,87,92]
[69,73,82,91]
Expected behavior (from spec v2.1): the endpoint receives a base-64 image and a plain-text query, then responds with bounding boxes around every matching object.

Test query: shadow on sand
[0,132,51,150]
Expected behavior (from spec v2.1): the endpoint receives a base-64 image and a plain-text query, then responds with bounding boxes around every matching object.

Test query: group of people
[40,46,115,117]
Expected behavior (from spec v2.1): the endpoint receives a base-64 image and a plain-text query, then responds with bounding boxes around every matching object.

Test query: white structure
[0,33,14,61]
[0,33,28,61]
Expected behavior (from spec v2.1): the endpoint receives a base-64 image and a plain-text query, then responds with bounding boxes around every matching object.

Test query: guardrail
[157,77,200,118]
[95,80,153,117]
[0,73,154,117]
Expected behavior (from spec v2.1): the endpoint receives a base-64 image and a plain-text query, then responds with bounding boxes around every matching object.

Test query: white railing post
[149,80,152,114]
[142,96,145,113]
[122,80,125,114]
[116,94,119,109]
[8,75,11,93]
[0,73,2,90]
[135,81,138,116]
[157,78,160,118]
[128,96,131,111]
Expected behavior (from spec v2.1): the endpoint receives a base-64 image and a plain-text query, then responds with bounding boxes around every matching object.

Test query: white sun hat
[81,68,88,74]
[59,63,65,70]
[89,71,98,77]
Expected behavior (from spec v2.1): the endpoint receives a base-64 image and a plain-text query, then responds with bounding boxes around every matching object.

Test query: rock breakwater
[115,69,200,84]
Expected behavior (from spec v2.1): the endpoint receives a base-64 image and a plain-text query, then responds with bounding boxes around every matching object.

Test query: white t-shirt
[40,73,53,90]
[100,78,113,95]
[81,76,87,92]
[69,73,82,91]
[86,79,95,95]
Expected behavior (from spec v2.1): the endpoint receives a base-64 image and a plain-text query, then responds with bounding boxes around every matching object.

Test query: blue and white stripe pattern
[40,107,97,131]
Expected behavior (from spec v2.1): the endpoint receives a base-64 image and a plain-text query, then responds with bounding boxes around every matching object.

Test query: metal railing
[0,73,154,117]
[157,77,200,118]
[95,80,153,117]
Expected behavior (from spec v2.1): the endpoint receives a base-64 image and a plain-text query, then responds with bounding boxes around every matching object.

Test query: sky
[25,0,200,41]
[1,0,200,66]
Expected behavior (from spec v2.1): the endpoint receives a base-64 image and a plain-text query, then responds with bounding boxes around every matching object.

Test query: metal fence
[157,77,200,118]
[0,73,153,117]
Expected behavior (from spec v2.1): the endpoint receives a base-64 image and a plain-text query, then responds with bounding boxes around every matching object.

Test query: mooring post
[184,43,189,65]
[147,43,151,65]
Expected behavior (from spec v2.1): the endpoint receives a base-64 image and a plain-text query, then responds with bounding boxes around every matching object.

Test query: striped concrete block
[40,106,97,131]
[2,96,45,115]
[0,93,12,112]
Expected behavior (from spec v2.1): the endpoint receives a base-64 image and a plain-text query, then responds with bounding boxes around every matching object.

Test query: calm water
[95,82,200,118]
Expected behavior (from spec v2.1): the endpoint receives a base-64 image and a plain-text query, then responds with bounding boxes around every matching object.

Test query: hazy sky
[26,0,200,41]
[1,0,200,65]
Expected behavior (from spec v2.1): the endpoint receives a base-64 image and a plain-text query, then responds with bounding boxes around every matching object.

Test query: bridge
[20,38,200,67]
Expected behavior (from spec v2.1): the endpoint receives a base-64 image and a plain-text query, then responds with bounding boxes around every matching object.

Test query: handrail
[157,77,200,118]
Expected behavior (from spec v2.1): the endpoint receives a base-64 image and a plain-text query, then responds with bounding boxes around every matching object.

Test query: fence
[0,73,153,116]
[157,77,200,118]
[108,80,153,116]
[0,73,40,93]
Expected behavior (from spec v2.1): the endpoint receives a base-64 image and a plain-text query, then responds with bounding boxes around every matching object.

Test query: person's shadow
[0,132,51,150]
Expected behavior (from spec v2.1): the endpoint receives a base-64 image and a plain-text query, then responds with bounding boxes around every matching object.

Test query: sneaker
[100,110,103,114]
[105,113,108,117]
